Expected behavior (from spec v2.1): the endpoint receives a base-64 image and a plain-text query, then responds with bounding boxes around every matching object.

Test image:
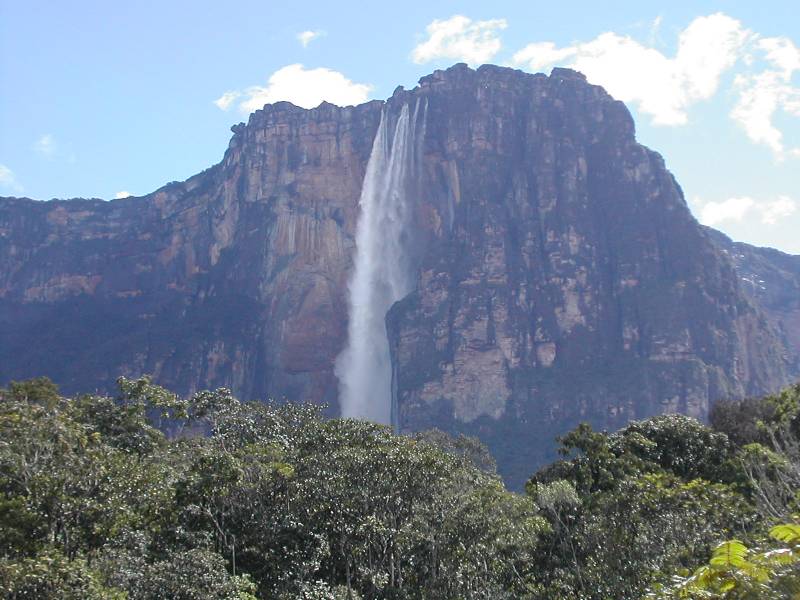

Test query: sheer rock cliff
[1,64,796,486]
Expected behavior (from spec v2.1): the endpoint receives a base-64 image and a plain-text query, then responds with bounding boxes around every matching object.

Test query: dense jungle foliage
[2,376,800,599]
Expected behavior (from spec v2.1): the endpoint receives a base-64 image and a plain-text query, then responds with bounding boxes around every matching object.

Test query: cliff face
[0,64,796,486]
[0,100,382,408]
[384,66,794,486]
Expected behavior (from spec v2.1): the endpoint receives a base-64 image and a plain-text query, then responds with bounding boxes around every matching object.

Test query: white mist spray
[336,100,426,424]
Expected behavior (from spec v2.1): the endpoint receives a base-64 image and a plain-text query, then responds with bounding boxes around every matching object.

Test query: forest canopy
[1,377,800,599]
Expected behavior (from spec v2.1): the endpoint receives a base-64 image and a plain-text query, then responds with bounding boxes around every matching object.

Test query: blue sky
[1,1,798,253]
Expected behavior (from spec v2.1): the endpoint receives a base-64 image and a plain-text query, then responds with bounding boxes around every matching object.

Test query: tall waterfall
[335,100,426,424]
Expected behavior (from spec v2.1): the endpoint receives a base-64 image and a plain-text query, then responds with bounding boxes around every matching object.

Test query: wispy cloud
[115,191,132,199]
[297,30,323,48]
[412,15,507,66]
[0,164,23,193]
[648,15,664,47]
[214,64,373,113]
[213,91,241,111]
[34,134,57,157]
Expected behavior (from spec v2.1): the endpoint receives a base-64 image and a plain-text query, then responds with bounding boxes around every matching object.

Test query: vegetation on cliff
[1,376,800,599]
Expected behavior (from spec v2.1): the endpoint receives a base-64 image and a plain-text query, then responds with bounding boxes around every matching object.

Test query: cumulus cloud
[34,134,57,157]
[297,30,323,47]
[412,15,507,66]
[115,191,132,199]
[759,36,800,78]
[697,195,797,226]
[699,196,756,226]
[730,37,800,159]
[0,164,22,193]
[510,13,800,157]
[512,13,750,126]
[214,64,373,114]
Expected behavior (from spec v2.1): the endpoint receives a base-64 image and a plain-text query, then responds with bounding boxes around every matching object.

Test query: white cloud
[759,37,800,78]
[297,30,323,48]
[512,13,750,126]
[216,64,373,114]
[213,91,241,111]
[512,42,577,72]
[697,195,797,226]
[730,72,800,158]
[730,37,800,159]
[115,191,132,199]
[0,164,22,193]
[412,15,507,66]
[510,14,800,157]
[34,134,57,157]
[761,195,798,224]
[699,196,756,226]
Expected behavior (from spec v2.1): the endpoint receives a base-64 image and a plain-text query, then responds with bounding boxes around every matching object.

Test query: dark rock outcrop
[0,64,796,486]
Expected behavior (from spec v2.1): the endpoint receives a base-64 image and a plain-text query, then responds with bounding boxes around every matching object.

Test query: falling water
[335,100,426,424]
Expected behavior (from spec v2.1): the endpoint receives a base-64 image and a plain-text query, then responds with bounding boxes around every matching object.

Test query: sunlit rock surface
[1,64,797,487]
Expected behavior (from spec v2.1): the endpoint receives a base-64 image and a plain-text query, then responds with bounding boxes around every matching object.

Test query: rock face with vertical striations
[0,64,797,486]
[0,100,384,407]
[385,66,796,486]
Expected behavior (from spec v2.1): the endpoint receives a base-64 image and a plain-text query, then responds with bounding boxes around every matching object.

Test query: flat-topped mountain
[1,64,797,486]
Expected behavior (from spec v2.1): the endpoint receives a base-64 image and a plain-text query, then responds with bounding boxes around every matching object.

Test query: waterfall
[335,100,426,424]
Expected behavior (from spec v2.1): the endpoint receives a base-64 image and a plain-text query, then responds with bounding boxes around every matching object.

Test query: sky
[1,1,798,253]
